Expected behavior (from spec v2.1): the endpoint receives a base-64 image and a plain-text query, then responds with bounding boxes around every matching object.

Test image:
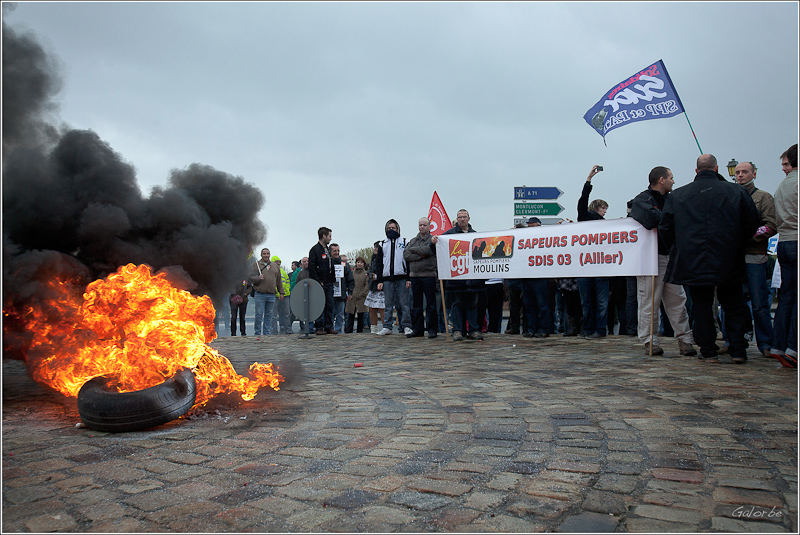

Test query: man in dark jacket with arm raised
[659,154,761,363]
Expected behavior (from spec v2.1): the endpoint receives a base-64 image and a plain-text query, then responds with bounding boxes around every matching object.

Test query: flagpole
[683,112,703,154]
[660,60,703,155]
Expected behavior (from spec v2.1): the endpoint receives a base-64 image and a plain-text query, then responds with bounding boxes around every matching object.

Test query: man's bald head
[696,154,718,171]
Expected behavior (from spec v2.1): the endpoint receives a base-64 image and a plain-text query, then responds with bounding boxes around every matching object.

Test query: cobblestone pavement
[3,333,798,533]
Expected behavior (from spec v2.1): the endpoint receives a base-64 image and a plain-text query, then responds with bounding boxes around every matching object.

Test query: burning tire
[77,368,197,433]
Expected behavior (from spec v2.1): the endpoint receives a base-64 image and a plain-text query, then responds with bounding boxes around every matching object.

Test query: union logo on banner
[449,239,470,277]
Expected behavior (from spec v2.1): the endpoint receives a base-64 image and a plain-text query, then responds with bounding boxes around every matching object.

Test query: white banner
[435,218,657,280]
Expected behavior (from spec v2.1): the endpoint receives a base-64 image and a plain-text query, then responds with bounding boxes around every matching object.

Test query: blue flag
[584,60,685,143]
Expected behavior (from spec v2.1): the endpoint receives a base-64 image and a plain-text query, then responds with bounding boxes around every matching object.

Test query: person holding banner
[432,209,484,341]
[577,165,611,339]
[630,166,696,357]
[660,154,761,364]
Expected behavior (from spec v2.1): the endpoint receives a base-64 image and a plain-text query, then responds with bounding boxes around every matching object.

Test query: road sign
[514,202,564,216]
[514,187,563,200]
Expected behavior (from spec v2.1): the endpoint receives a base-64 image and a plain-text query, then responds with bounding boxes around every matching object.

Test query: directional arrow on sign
[514,187,563,200]
[514,202,564,216]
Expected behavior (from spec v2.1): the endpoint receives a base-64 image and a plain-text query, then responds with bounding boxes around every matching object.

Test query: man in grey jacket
[404,217,439,338]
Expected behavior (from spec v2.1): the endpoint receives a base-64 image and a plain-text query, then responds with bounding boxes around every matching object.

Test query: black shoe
[534,332,549,338]
[468,331,484,341]
[563,330,578,337]
[585,332,604,340]
[505,329,520,335]
[427,332,438,339]
[523,331,535,338]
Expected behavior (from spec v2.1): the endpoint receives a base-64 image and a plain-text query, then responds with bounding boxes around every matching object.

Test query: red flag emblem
[428,191,452,236]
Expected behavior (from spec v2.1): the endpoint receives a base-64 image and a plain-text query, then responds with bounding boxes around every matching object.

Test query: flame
[14,263,282,407]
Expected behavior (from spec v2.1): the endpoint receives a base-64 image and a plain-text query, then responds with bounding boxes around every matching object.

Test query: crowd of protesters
[229,144,797,368]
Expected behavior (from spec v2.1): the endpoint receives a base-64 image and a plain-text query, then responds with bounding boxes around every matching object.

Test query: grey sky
[5,1,799,266]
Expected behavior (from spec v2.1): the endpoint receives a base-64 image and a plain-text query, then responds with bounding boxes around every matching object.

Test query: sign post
[514,202,564,217]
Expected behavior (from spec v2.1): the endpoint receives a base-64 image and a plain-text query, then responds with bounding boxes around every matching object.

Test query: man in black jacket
[308,226,336,335]
[630,166,696,357]
[432,209,484,341]
[659,154,761,363]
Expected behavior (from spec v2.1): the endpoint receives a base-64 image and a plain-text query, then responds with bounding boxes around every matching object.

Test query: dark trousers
[560,289,583,335]
[345,312,367,333]
[450,291,479,334]
[230,300,248,335]
[411,277,438,335]
[578,277,610,336]
[486,283,505,333]
[773,240,798,353]
[521,278,553,334]
[506,280,524,333]
[689,284,750,359]
[314,282,335,331]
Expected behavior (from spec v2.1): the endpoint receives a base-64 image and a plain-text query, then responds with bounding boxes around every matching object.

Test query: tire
[77,368,197,433]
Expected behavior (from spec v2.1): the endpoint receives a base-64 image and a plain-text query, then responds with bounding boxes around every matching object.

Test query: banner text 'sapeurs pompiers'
[435,219,657,280]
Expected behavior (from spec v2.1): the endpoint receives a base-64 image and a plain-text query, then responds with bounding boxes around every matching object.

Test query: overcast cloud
[4,1,799,266]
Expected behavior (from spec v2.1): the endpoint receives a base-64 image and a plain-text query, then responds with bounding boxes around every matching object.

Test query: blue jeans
[773,241,798,354]
[333,298,346,333]
[521,278,553,334]
[253,292,276,335]
[577,277,609,336]
[383,279,411,331]
[744,262,774,352]
[450,291,479,334]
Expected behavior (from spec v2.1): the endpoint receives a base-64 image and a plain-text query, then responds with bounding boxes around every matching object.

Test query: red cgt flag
[428,191,452,236]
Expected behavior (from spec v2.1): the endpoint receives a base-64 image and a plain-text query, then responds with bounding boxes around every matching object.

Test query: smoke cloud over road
[3,10,267,359]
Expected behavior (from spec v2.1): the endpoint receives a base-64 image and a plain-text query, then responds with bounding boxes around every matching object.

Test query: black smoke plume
[2,12,267,360]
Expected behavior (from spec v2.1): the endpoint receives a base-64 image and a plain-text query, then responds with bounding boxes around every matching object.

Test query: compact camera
[596,165,604,172]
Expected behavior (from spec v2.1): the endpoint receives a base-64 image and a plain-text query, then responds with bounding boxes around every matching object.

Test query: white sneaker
[377,327,392,335]
[370,325,379,334]
[404,327,413,336]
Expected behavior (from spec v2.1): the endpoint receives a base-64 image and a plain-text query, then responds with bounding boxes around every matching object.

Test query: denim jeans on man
[450,291,479,334]
[744,261,774,353]
[521,278,553,335]
[577,277,609,336]
[253,291,276,336]
[382,279,411,332]
[410,277,438,335]
[773,240,798,354]
[333,297,346,333]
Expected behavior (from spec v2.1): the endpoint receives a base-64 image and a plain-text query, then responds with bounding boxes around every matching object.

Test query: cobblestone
[2,333,797,532]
